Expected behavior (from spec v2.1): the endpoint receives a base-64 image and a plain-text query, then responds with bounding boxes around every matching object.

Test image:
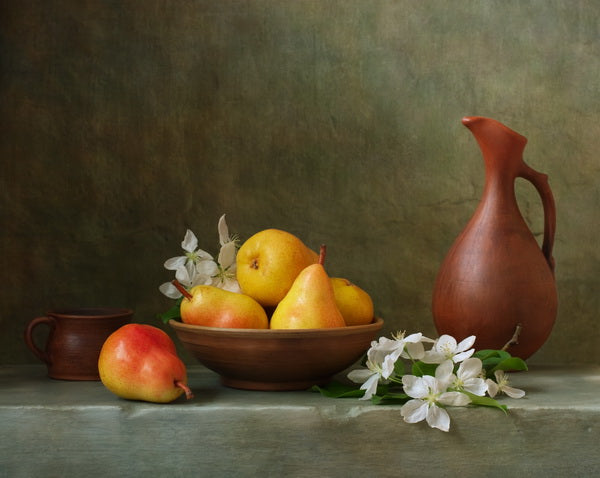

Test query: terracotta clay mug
[24,307,133,380]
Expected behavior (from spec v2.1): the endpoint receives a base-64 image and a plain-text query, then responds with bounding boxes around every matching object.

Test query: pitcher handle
[519,164,556,273]
[24,316,56,365]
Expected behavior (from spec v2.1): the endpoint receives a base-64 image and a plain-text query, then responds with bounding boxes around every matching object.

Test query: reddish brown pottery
[170,318,384,391]
[432,116,557,360]
[25,307,133,380]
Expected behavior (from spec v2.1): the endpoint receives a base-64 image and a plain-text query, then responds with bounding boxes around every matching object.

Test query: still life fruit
[94,115,538,432]
[155,216,381,391]
[173,282,269,329]
[158,215,376,330]
[270,245,346,329]
[98,323,193,403]
[331,277,375,326]
[236,228,320,308]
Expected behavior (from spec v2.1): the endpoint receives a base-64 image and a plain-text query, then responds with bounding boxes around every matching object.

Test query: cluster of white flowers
[159,215,241,298]
[348,333,525,432]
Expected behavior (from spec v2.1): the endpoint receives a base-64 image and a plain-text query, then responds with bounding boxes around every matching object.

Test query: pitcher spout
[462,116,527,165]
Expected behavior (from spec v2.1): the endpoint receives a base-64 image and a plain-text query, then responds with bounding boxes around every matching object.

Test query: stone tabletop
[1,364,599,477]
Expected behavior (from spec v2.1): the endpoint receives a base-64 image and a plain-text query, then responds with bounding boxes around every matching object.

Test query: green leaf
[412,361,437,377]
[481,357,503,373]
[393,358,408,377]
[475,349,525,377]
[311,381,365,398]
[371,392,410,405]
[492,357,528,373]
[157,299,182,324]
[463,391,508,414]
[474,349,496,360]
[475,349,511,361]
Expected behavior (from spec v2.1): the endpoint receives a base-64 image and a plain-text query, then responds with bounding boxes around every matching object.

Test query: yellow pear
[173,281,268,329]
[270,245,346,329]
[236,229,319,307]
[331,277,375,326]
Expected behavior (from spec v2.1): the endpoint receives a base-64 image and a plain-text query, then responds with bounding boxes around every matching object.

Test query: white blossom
[449,357,488,396]
[422,334,476,364]
[486,370,525,399]
[159,215,241,298]
[400,364,471,432]
[347,359,387,401]
[379,331,435,363]
[210,215,241,293]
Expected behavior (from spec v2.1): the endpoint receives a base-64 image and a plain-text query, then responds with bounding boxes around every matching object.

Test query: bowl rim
[169,317,384,338]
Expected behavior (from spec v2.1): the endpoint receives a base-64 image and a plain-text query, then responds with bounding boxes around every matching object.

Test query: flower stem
[406,350,425,376]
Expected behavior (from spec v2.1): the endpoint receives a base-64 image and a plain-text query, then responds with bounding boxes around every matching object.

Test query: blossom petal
[181,229,198,252]
[381,354,397,379]
[436,335,458,352]
[367,342,392,365]
[486,379,499,398]
[191,273,213,287]
[218,241,237,269]
[463,378,488,396]
[175,265,192,285]
[435,359,455,385]
[502,385,526,399]
[401,341,425,360]
[159,282,182,299]
[401,399,429,424]
[407,332,434,344]
[453,349,475,363]
[456,335,476,352]
[426,404,451,432]
[195,260,219,276]
[371,336,400,354]
[457,358,483,380]
[438,391,471,407]
[193,248,214,261]
[402,375,428,399]
[347,368,375,384]
[164,256,186,271]
[421,350,446,364]
[358,373,381,400]
[218,214,229,246]
[218,278,242,293]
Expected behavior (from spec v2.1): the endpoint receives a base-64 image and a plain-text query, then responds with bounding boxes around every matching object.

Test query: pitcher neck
[463,116,528,177]
[481,163,520,212]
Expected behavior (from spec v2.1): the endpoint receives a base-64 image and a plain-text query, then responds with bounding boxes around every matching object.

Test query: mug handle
[24,316,56,365]
[519,163,556,274]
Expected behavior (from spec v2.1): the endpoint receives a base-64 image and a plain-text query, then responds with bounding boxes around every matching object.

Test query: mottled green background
[1,1,598,365]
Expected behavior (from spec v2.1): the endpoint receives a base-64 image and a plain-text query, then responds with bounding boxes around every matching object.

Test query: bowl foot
[220,376,331,391]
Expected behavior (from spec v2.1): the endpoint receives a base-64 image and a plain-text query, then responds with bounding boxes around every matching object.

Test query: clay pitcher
[432,116,557,360]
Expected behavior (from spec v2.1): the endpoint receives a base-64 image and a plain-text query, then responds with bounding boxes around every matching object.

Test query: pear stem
[175,380,194,400]
[318,244,327,265]
[172,280,193,301]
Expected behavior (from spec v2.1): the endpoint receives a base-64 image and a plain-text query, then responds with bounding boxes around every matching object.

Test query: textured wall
[1,1,598,365]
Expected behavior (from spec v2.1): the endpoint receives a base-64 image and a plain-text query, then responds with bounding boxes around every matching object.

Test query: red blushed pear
[270,245,346,329]
[98,324,193,403]
[172,281,269,329]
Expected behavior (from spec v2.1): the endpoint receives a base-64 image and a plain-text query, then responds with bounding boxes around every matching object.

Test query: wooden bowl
[169,318,384,391]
